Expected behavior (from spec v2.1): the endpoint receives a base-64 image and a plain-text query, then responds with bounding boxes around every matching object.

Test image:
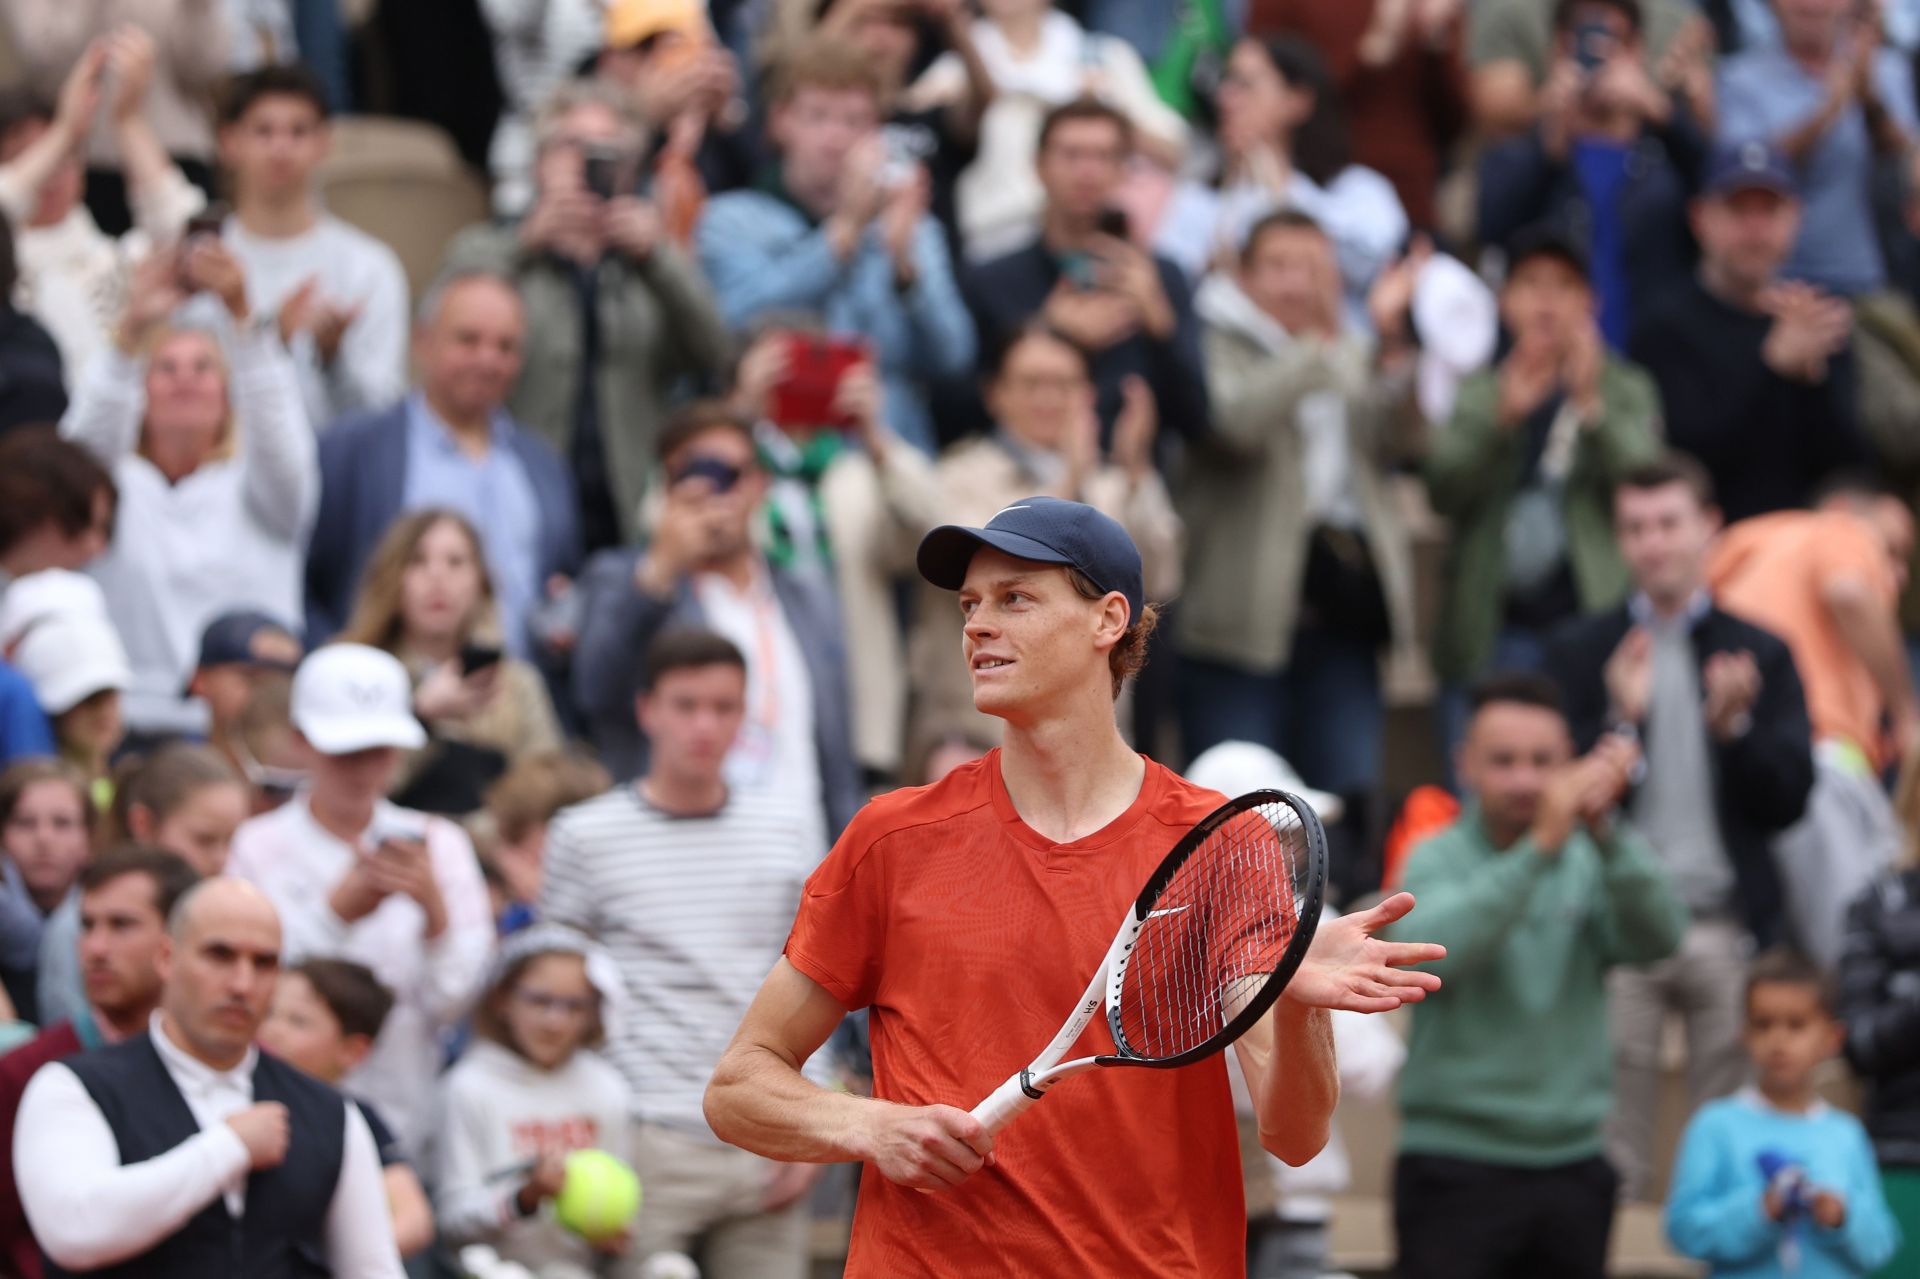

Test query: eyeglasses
[512,989,596,1019]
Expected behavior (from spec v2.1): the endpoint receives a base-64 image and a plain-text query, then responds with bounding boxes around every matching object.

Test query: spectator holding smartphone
[696,36,976,454]
[0,29,205,375]
[228,643,494,1152]
[967,98,1207,454]
[572,402,860,847]
[336,508,563,815]
[443,79,730,558]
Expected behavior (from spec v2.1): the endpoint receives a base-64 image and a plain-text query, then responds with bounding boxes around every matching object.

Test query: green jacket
[1424,360,1662,681]
[441,224,732,542]
[1389,805,1686,1167]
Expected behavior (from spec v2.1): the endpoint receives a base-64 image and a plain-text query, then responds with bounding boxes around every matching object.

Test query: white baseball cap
[1184,741,1345,824]
[290,644,427,756]
[11,612,132,716]
[0,570,113,651]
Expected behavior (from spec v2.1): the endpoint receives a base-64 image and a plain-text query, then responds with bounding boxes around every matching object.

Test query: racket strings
[1113,801,1305,1061]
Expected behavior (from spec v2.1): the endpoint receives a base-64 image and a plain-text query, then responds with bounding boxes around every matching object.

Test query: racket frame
[970,789,1327,1134]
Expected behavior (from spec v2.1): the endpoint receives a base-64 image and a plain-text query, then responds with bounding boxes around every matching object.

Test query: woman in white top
[59,238,317,738]
[910,0,1188,261]
[1153,34,1408,322]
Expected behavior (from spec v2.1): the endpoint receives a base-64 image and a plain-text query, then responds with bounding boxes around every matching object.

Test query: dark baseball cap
[1506,220,1591,280]
[916,496,1145,626]
[1704,140,1798,199]
[195,611,303,673]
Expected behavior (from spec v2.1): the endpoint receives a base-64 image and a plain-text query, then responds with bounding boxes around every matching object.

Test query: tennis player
[705,498,1444,1275]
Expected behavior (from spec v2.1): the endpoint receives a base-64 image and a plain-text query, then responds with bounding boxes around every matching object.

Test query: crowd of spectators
[8,0,1920,1275]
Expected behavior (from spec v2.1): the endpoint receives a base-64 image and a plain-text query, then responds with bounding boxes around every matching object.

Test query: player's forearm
[1235,1001,1337,1167]
[704,1043,886,1164]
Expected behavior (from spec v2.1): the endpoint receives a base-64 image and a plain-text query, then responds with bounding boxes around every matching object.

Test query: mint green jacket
[1390,806,1686,1166]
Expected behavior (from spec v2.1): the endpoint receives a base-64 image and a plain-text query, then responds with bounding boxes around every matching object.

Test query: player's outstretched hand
[860,1103,995,1191]
[1284,892,1445,1015]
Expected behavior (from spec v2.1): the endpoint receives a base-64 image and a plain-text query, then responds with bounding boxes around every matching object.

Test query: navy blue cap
[916,496,1145,626]
[1705,140,1798,199]
[195,610,303,673]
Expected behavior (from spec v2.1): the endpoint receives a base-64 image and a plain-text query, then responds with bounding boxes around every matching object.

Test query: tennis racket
[969,789,1328,1135]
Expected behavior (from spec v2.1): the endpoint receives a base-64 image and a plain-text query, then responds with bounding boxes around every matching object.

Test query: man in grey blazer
[573,402,861,843]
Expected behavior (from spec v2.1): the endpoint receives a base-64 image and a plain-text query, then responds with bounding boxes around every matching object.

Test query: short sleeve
[1818,518,1899,603]
[355,1099,406,1168]
[783,807,893,1011]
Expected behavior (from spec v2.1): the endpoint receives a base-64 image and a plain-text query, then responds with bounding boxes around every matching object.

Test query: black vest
[39,1034,345,1279]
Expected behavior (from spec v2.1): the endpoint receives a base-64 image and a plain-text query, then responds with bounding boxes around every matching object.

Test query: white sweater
[913,12,1190,262]
[433,1040,632,1272]
[58,328,318,735]
[219,214,411,431]
[0,162,204,376]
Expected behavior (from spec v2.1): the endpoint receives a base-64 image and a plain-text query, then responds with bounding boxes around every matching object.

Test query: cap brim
[1710,176,1795,199]
[298,713,427,756]
[916,525,1076,591]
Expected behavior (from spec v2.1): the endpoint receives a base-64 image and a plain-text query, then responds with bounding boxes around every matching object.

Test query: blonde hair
[337,509,501,653]
[139,325,238,467]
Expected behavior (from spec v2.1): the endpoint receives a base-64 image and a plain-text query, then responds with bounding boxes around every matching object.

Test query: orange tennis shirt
[785,751,1248,1278]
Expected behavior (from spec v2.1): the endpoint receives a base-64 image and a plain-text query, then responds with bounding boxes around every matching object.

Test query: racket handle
[970,1073,1040,1136]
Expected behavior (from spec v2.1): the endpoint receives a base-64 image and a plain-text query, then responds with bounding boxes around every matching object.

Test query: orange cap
[604,0,708,48]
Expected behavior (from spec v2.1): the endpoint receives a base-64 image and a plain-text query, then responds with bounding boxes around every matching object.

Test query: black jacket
[1839,868,1920,1167]
[1544,600,1814,945]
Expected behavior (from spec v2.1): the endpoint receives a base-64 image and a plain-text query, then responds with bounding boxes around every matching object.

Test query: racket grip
[970,1073,1040,1136]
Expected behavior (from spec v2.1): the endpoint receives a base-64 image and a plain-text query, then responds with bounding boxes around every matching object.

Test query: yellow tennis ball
[553,1149,642,1241]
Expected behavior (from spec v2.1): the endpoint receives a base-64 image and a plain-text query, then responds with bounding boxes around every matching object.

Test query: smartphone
[458,643,503,677]
[1096,207,1131,242]
[366,811,428,853]
[1572,18,1615,74]
[1060,251,1100,290]
[183,203,228,241]
[878,124,924,191]
[582,146,624,201]
[768,334,869,431]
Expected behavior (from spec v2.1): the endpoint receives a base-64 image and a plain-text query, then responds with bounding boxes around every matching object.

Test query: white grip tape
[970,1073,1041,1135]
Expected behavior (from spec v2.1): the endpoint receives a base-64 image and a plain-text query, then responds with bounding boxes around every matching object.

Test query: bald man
[12,878,403,1277]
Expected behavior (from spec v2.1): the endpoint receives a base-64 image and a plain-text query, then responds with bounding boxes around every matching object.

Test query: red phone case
[769,336,868,431]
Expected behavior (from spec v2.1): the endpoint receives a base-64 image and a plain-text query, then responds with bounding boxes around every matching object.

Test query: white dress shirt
[13,1013,403,1275]
[227,797,494,1151]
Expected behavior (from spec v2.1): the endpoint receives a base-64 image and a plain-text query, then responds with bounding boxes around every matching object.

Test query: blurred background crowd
[6,0,1920,1275]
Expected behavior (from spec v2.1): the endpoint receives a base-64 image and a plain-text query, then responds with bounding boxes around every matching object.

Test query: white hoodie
[433,1039,633,1272]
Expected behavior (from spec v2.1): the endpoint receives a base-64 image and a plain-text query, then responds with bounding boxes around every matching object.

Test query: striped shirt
[540,786,825,1135]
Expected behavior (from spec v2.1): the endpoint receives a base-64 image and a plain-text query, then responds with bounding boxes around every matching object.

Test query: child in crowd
[473,753,611,935]
[258,957,435,1258]
[38,743,249,1029]
[1668,951,1902,1277]
[0,758,95,1026]
[434,925,633,1275]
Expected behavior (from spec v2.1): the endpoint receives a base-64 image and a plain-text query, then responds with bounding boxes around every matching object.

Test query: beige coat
[392,652,563,803]
[1181,276,1424,674]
